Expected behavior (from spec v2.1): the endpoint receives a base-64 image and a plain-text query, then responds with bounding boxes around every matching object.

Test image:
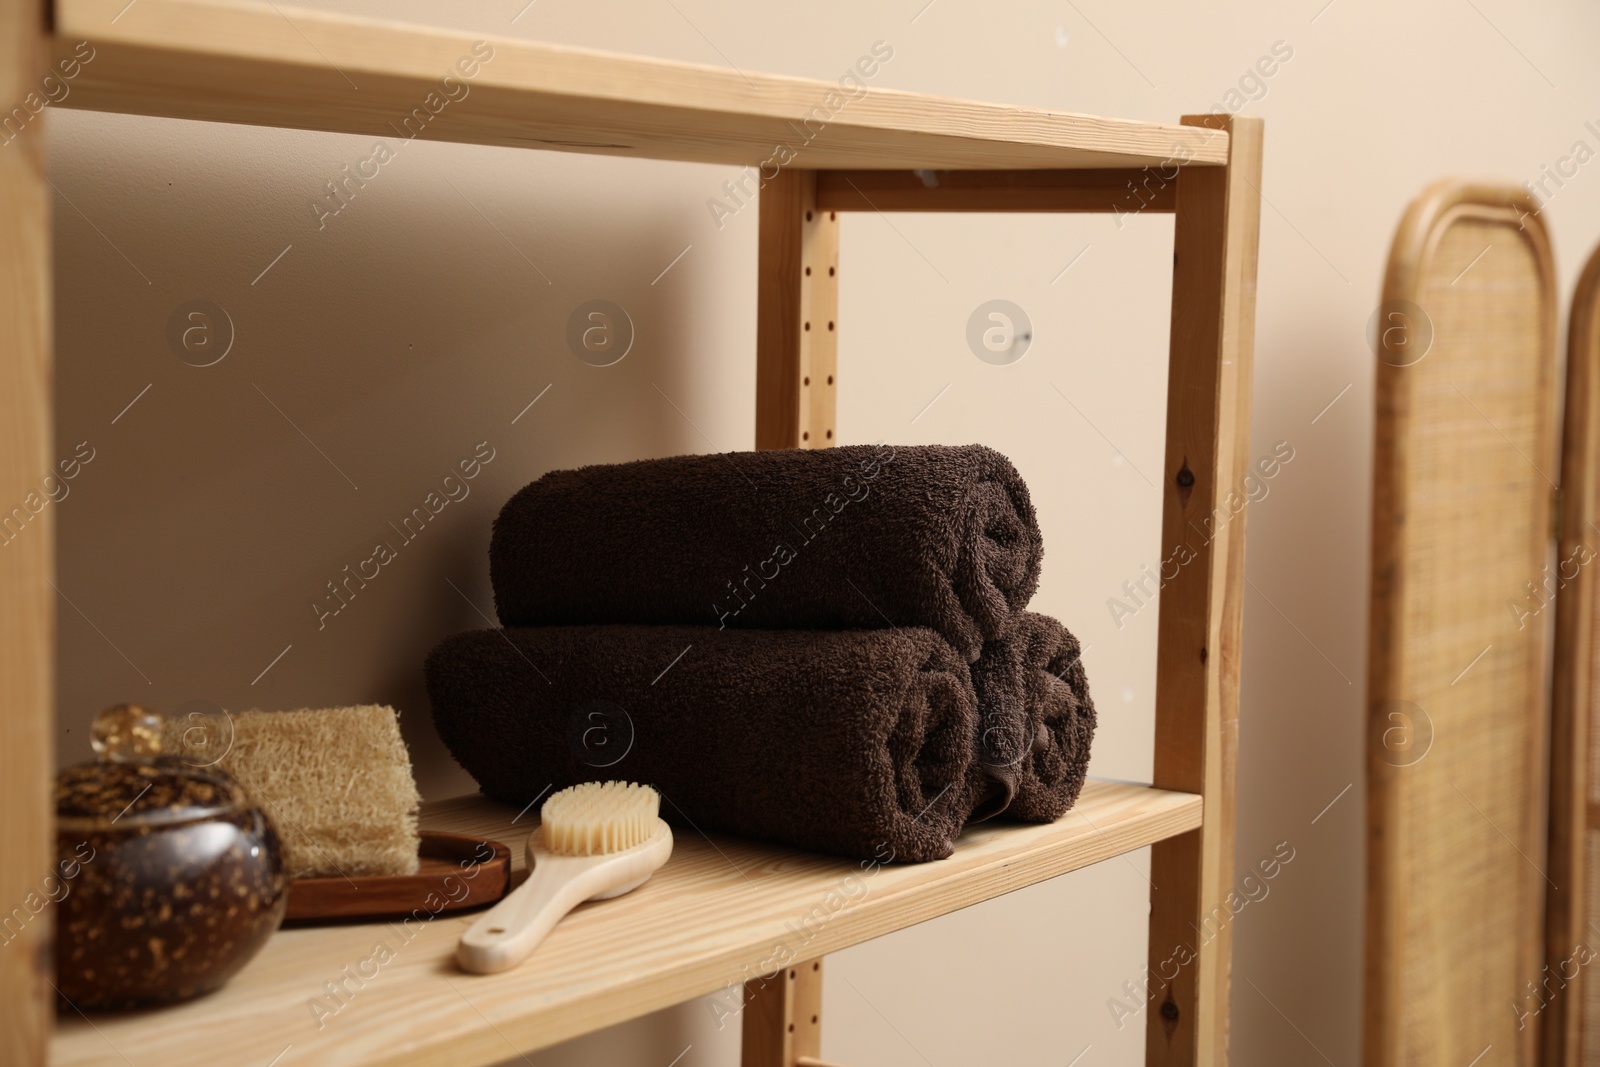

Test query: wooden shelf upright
[0,2,1263,1065]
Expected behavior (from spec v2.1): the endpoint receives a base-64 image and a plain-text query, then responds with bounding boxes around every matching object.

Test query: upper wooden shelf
[50,779,1199,1067]
[52,0,1229,170]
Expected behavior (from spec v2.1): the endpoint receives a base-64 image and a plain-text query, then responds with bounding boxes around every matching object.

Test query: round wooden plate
[283,831,512,924]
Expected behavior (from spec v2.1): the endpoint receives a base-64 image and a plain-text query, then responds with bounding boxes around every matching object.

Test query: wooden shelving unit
[51,781,1202,1067]
[0,2,1262,1066]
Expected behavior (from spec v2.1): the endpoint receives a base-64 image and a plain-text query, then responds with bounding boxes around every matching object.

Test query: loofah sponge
[162,705,421,879]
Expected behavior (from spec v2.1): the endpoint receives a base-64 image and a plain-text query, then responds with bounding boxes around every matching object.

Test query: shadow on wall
[49,108,757,796]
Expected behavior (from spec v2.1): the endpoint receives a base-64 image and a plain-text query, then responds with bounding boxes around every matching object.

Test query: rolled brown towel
[488,444,1041,663]
[424,624,976,862]
[967,612,1097,823]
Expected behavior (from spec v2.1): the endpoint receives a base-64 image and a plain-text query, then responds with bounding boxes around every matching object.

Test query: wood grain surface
[52,0,1231,170]
[0,4,54,1066]
[755,171,838,451]
[815,168,1179,213]
[51,780,1200,1067]
[1145,113,1263,1067]
[284,833,512,924]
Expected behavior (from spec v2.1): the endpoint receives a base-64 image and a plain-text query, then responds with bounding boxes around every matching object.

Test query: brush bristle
[541,781,661,856]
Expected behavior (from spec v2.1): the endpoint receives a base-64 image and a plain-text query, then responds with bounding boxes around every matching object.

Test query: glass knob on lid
[90,703,164,763]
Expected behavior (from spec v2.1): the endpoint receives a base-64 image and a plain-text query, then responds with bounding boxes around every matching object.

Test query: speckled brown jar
[54,709,287,1010]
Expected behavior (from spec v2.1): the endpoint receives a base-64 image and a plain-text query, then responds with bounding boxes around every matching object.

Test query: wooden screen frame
[1543,241,1600,1066]
[1364,181,1558,1067]
[751,114,1263,1067]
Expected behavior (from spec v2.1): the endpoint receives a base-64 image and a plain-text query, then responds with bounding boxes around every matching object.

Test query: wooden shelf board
[52,0,1228,170]
[50,779,1199,1067]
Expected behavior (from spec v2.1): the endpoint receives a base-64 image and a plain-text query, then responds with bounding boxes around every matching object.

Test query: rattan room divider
[1544,239,1600,1066]
[1366,181,1560,1066]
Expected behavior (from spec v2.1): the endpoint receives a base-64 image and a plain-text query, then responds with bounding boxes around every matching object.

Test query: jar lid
[55,705,249,829]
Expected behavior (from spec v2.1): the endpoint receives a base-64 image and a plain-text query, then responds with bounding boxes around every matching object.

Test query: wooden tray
[283,831,512,924]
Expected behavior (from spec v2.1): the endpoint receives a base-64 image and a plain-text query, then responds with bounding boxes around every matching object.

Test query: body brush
[457,781,673,974]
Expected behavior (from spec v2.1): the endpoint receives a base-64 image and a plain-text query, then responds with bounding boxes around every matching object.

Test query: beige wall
[44,0,1600,1062]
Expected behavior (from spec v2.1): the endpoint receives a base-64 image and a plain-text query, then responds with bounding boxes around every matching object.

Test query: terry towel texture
[425,624,976,862]
[488,443,1042,663]
[968,612,1098,823]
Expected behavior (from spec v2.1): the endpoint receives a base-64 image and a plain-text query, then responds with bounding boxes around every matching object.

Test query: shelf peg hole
[828,267,835,276]
[802,431,810,441]
[813,962,820,971]
[805,211,813,222]
[804,322,811,331]
[805,266,811,276]
[827,321,834,331]
[827,375,834,385]
[830,211,836,220]
[804,376,810,386]
[826,429,833,439]
[811,1015,819,1024]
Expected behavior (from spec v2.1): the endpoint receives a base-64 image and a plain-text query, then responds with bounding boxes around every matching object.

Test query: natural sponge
[163,705,421,879]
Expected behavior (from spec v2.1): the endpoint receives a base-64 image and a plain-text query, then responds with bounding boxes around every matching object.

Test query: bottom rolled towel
[968,612,1097,823]
[425,624,977,862]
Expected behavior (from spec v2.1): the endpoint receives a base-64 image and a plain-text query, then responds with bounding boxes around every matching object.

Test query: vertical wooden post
[1545,245,1600,1067]
[0,3,55,1066]
[756,169,839,451]
[1145,114,1263,1067]
[748,168,837,1066]
[741,959,824,1067]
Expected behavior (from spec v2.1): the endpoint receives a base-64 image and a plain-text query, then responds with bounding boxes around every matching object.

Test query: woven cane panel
[1378,214,1554,1067]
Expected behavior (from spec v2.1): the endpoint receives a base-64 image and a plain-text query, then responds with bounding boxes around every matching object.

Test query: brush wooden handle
[456,823,673,974]
[457,854,596,973]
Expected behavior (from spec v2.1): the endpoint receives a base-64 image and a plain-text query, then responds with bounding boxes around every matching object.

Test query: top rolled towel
[490,443,1042,662]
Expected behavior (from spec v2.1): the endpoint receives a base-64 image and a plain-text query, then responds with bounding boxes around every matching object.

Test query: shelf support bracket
[742,957,824,1067]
